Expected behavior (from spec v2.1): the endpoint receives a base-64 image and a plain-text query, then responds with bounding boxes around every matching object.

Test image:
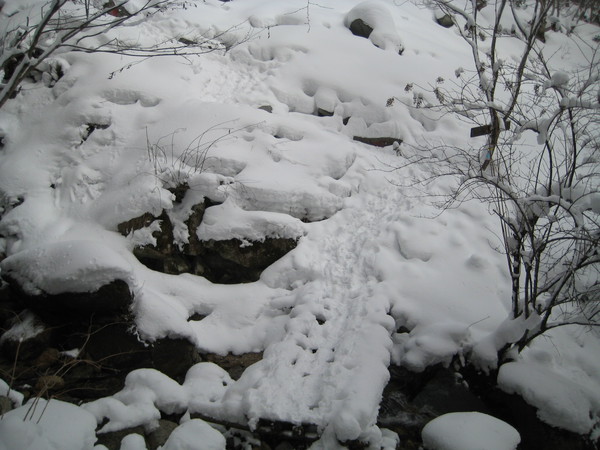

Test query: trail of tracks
[233,185,404,442]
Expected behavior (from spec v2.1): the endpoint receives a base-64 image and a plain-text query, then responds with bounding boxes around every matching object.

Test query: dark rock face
[0,281,201,405]
[378,363,598,450]
[461,366,598,450]
[254,420,320,450]
[435,14,454,28]
[95,427,146,450]
[195,238,298,284]
[349,18,374,39]
[120,188,298,284]
[147,420,179,449]
[2,276,133,323]
[317,108,334,117]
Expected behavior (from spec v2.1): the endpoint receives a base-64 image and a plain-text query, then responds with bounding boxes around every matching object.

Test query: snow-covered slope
[0,0,599,448]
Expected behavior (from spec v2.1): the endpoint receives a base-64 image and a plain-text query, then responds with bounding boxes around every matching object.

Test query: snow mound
[0,240,135,295]
[198,198,305,242]
[498,361,600,434]
[0,398,97,450]
[421,412,520,450]
[83,364,233,432]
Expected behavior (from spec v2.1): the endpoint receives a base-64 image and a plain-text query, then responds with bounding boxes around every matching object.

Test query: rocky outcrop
[435,14,454,28]
[378,363,598,450]
[119,186,299,284]
[348,18,374,39]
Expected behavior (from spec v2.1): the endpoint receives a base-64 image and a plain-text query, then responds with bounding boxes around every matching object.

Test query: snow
[498,356,600,435]
[0,0,599,448]
[83,364,232,432]
[0,378,24,408]
[421,412,521,450]
[0,398,97,450]
[0,239,136,295]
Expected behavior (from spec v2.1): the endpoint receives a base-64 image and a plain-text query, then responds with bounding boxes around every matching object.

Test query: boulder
[349,18,374,39]
[435,14,454,28]
[95,427,146,450]
[196,238,298,284]
[201,352,263,380]
[317,108,334,117]
[119,191,299,284]
[0,396,12,415]
[411,367,489,415]
[147,420,179,449]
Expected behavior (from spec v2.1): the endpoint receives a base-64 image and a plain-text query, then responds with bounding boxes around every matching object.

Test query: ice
[0,310,45,345]
[0,378,24,408]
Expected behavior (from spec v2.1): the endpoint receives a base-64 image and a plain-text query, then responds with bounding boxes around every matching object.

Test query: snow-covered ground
[0,0,599,448]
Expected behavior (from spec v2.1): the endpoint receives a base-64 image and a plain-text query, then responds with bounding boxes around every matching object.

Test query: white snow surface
[421,412,521,450]
[0,399,97,450]
[0,0,599,447]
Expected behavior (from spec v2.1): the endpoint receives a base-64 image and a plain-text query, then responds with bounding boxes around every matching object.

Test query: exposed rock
[461,365,597,450]
[54,279,132,316]
[147,420,179,449]
[4,278,133,322]
[84,321,200,381]
[117,211,155,236]
[255,419,319,449]
[0,310,53,360]
[95,426,146,450]
[348,18,374,39]
[353,136,402,148]
[378,365,488,450]
[84,321,150,372]
[435,14,454,28]
[411,366,489,415]
[182,201,209,256]
[197,238,298,284]
[202,352,263,380]
[120,193,298,284]
[317,108,334,117]
[259,105,273,113]
[0,396,13,415]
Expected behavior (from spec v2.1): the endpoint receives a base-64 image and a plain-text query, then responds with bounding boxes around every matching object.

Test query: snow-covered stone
[421,412,520,450]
